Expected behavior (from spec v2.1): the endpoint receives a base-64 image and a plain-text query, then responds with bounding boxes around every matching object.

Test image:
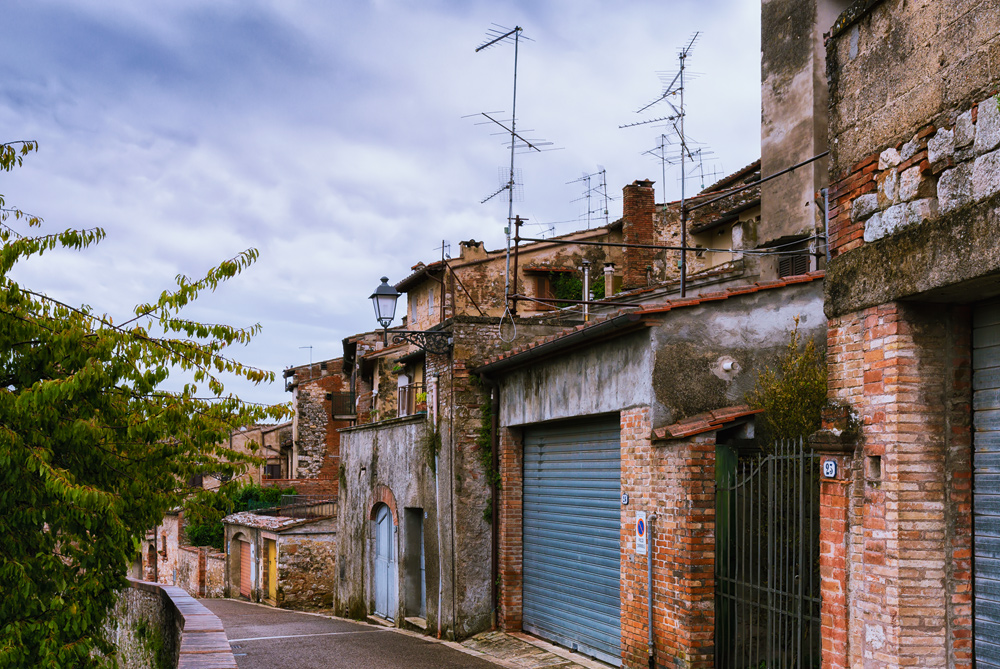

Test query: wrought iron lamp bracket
[390,330,453,355]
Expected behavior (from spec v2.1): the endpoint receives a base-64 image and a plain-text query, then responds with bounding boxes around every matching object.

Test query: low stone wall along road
[202,599,501,669]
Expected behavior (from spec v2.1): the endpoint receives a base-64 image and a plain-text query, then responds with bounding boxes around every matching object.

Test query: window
[264,464,282,480]
[778,254,811,278]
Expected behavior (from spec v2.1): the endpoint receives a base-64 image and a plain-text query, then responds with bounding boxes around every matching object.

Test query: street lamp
[369,277,399,336]
[368,277,452,354]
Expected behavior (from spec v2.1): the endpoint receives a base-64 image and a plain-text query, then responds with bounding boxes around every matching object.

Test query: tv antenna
[619,31,702,297]
[567,167,613,229]
[470,24,556,318]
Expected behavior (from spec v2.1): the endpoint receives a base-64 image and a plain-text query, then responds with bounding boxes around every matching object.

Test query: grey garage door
[975,301,1000,665]
[523,417,621,667]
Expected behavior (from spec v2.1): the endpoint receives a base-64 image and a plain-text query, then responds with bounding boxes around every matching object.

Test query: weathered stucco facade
[336,314,563,640]
[223,509,337,609]
[479,276,826,668]
[819,1,1000,667]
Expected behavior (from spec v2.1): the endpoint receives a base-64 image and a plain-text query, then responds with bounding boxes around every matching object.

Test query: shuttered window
[523,417,621,667]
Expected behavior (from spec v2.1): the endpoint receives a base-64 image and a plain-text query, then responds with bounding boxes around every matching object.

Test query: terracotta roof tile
[477,272,824,369]
[653,405,762,440]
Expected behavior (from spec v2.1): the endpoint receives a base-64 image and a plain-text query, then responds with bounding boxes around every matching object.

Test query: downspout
[822,187,831,266]
[648,512,657,669]
[479,373,501,627]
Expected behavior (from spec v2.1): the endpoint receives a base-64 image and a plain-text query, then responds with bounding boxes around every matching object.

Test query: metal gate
[974,300,1000,665]
[523,417,621,667]
[715,438,821,668]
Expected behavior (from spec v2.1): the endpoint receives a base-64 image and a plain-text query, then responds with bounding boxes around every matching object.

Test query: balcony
[397,382,426,418]
[327,391,357,419]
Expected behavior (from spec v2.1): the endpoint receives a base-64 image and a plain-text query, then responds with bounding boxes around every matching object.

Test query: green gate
[715,438,821,668]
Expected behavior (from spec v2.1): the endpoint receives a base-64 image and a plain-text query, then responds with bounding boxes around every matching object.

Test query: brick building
[818,1,1000,666]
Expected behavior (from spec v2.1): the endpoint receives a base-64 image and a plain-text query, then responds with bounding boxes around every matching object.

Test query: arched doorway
[373,504,397,620]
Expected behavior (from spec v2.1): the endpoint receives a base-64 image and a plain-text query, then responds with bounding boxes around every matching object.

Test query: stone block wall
[176,545,204,598]
[277,535,338,609]
[289,359,350,484]
[824,303,972,668]
[102,580,235,669]
[827,98,1000,260]
[205,552,225,598]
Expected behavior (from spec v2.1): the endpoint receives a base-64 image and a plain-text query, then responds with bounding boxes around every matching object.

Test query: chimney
[622,179,656,290]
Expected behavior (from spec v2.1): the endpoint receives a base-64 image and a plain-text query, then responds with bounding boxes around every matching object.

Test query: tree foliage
[747,321,827,445]
[0,142,289,667]
[184,482,297,551]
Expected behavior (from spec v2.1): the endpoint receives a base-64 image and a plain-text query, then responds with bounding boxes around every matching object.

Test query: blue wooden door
[374,505,397,620]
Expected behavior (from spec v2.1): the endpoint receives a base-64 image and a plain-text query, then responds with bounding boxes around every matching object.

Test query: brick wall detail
[825,303,972,668]
[827,94,1000,259]
[621,406,715,669]
[622,180,657,290]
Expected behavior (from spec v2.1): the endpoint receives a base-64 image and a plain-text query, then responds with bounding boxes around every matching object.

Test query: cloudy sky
[0,0,761,407]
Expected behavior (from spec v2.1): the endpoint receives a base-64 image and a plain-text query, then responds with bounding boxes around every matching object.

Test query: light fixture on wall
[369,277,452,354]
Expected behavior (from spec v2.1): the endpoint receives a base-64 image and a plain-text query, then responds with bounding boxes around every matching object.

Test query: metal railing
[245,494,337,519]
[715,438,821,668]
[397,382,425,417]
[328,391,356,417]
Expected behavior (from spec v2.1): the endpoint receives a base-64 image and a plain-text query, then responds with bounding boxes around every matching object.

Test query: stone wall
[289,359,349,483]
[176,545,204,598]
[827,0,1000,180]
[102,579,235,669]
[277,534,338,609]
[205,551,225,598]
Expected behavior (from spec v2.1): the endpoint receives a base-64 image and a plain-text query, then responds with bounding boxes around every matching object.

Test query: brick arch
[369,484,399,526]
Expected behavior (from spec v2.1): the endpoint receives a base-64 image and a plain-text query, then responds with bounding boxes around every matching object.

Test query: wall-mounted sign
[621,492,629,506]
[823,459,838,479]
[635,511,647,554]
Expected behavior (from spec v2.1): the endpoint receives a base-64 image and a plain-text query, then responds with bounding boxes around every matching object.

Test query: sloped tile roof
[653,405,763,440]
[476,271,824,370]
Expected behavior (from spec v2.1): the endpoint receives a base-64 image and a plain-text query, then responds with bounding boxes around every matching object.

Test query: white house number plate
[823,459,838,479]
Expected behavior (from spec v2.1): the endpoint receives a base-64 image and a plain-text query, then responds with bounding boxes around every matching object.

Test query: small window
[778,254,810,278]
[264,464,282,480]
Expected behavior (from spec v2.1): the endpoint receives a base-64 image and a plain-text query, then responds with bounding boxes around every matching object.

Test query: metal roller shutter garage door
[523,417,621,667]
[975,301,1000,665]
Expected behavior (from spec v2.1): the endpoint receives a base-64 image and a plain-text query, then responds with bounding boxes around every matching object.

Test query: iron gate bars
[715,438,822,668]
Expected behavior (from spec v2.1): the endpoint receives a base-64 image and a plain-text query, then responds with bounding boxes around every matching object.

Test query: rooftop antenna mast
[567,167,613,229]
[472,24,554,317]
[620,31,700,297]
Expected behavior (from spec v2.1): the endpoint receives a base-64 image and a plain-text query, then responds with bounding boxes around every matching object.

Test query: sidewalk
[457,630,609,669]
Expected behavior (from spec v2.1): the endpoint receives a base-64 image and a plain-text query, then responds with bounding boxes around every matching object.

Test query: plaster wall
[497,330,653,427]
[336,415,439,626]
[760,0,845,257]
[650,280,826,425]
[496,281,825,431]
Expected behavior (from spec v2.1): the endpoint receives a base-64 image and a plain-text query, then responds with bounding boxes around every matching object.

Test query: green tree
[747,321,826,445]
[0,142,288,667]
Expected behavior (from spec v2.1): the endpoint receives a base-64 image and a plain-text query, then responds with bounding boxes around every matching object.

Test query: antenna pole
[511,215,523,317]
[504,28,521,310]
[679,45,688,298]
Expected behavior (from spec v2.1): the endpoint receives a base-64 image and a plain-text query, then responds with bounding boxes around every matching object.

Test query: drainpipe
[581,260,591,322]
[479,373,501,627]
[822,187,831,266]
[648,512,656,669]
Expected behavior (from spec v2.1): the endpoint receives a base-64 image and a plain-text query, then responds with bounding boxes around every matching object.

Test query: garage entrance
[522,416,621,667]
[974,301,1000,665]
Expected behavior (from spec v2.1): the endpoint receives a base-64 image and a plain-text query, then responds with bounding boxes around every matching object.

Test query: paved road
[202,599,500,669]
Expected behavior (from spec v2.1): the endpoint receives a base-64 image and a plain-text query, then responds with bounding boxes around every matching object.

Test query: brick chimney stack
[622,179,656,290]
